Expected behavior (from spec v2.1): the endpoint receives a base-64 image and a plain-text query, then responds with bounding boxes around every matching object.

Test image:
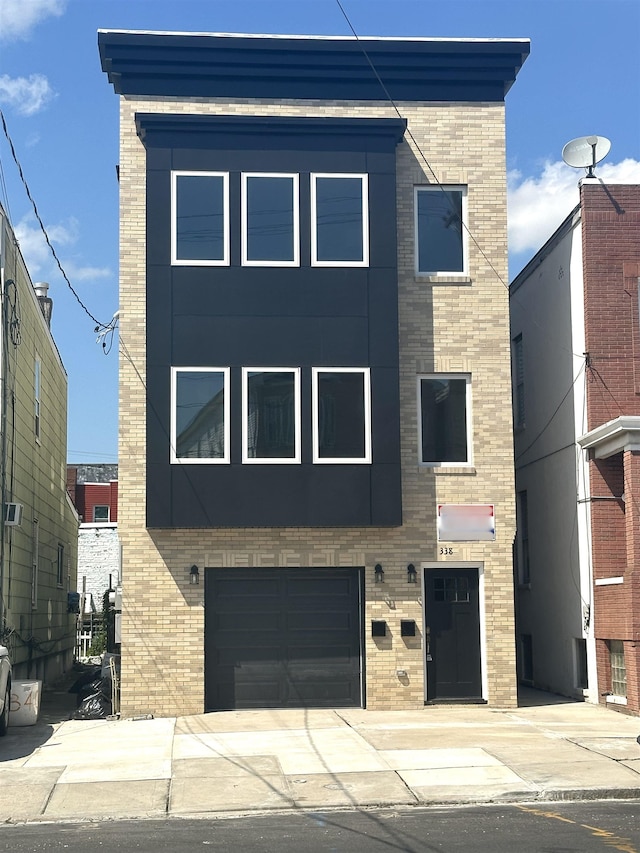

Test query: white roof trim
[96,29,529,45]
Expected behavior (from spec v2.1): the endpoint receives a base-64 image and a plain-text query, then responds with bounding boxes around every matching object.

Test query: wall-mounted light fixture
[189,564,200,585]
[407,563,417,584]
[374,563,384,583]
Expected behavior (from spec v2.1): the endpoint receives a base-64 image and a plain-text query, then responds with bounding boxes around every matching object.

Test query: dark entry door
[424,567,482,702]
[205,567,363,710]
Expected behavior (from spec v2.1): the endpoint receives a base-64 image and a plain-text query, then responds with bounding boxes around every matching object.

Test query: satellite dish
[562,135,611,178]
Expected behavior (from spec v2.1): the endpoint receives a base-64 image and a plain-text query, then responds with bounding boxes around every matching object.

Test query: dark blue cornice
[98,31,529,103]
[135,114,407,151]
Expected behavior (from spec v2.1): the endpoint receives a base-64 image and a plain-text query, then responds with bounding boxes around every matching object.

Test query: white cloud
[508,158,640,258]
[0,74,55,116]
[14,215,111,283]
[0,0,66,41]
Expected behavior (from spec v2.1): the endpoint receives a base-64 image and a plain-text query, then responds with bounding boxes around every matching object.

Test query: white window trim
[242,367,301,464]
[312,367,371,464]
[417,373,473,467]
[414,185,469,277]
[310,173,369,267]
[171,171,229,266]
[171,367,230,464]
[241,173,300,267]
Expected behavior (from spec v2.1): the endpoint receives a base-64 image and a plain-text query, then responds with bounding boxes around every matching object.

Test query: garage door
[205,567,363,710]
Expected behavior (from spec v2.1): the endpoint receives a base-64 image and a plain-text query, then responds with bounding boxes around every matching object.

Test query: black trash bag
[68,666,101,695]
[75,678,103,708]
[71,690,112,720]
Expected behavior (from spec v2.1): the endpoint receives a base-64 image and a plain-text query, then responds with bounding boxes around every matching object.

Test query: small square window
[415,185,468,276]
[242,368,301,463]
[171,368,230,464]
[311,174,368,266]
[171,172,229,265]
[418,374,471,466]
[312,368,371,463]
[93,505,109,523]
[242,174,299,266]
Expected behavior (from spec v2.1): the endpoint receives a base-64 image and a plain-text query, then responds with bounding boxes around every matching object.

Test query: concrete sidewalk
[1,682,640,824]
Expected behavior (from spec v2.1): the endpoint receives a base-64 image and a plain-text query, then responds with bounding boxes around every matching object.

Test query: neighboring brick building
[511,182,640,714]
[67,464,119,613]
[99,30,529,716]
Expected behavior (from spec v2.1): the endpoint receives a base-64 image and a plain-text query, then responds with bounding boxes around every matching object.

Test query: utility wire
[0,108,109,331]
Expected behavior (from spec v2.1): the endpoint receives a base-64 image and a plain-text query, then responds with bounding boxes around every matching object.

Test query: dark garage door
[205,567,363,710]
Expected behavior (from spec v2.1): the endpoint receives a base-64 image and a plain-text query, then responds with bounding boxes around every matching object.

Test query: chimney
[34,281,53,327]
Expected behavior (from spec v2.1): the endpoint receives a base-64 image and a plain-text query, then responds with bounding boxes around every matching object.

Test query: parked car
[0,644,11,735]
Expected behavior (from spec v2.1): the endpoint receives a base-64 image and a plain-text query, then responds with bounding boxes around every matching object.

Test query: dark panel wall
[142,115,404,527]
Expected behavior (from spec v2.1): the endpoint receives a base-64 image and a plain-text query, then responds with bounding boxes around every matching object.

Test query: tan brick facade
[115,95,516,716]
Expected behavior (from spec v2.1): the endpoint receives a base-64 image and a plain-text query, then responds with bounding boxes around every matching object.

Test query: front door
[424,567,482,702]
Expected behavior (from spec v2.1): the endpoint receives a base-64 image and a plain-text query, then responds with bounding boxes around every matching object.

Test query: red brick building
[511,182,640,714]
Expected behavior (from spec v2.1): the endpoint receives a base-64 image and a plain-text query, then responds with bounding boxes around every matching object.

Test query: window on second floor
[513,333,525,428]
[311,174,368,266]
[171,367,230,464]
[34,357,41,442]
[415,185,468,276]
[242,368,301,463]
[57,543,65,587]
[312,368,371,463]
[418,374,471,466]
[516,490,530,585]
[93,505,110,523]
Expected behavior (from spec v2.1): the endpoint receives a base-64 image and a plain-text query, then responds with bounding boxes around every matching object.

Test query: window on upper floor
[93,505,110,523]
[170,171,372,268]
[418,374,471,466]
[57,543,65,587]
[516,490,530,585]
[414,185,468,277]
[171,367,230,463]
[311,174,368,266]
[171,172,229,265]
[512,333,525,428]
[242,173,299,266]
[312,368,371,463]
[34,356,41,442]
[242,368,301,463]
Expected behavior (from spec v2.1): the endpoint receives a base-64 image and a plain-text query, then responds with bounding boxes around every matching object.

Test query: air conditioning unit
[4,503,23,526]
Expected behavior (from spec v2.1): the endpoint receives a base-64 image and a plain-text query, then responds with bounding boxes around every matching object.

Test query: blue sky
[0,0,638,464]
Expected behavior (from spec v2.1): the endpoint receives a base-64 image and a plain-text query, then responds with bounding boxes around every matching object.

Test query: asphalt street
[0,802,639,852]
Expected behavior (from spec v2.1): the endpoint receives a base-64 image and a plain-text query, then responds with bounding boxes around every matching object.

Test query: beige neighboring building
[99,30,529,716]
[0,203,78,684]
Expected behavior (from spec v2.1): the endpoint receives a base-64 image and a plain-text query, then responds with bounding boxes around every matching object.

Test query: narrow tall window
[311,174,368,266]
[419,375,471,465]
[31,517,39,609]
[415,186,467,276]
[312,368,371,463]
[57,543,65,587]
[171,172,229,265]
[520,634,533,683]
[171,368,230,463]
[513,333,525,428]
[242,174,299,266]
[34,357,41,441]
[516,490,530,585]
[242,368,300,463]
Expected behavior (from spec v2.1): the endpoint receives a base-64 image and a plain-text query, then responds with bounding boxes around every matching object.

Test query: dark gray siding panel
[143,115,402,528]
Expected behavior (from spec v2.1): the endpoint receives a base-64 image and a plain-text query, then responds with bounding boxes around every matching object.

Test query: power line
[0,108,109,330]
